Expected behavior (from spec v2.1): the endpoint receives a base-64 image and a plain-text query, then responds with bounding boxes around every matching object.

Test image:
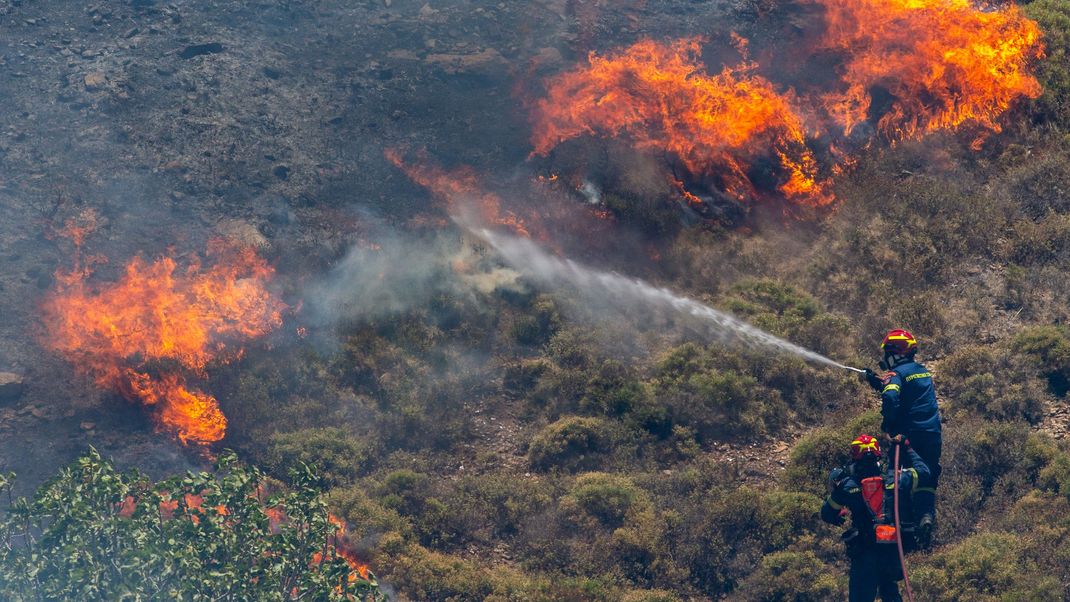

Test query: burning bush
[530,38,829,208]
[41,242,286,445]
[813,0,1044,145]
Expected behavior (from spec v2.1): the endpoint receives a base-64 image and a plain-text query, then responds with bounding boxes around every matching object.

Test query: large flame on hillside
[42,241,285,445]
[529,38,830,206]
[814,0,1043,143]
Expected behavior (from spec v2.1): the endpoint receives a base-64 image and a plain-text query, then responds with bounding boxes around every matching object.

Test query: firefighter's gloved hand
[892,435,910,448]
[864,368,883,392]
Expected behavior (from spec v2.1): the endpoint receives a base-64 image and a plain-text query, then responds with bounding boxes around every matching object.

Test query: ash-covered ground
[0,1,736,493]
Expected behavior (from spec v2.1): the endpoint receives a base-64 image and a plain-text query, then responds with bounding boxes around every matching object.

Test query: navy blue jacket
[821,447,932,540]
[880,361,942,435]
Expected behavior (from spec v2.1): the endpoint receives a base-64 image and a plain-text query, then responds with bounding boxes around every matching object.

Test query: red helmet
[881,329,917,356]
[850,434,881,461]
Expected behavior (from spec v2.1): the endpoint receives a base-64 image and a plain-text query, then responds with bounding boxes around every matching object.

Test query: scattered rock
[84,70,107,90]
[0,373,23,403]
[179,43,224,60]
[418,4,441,21]
[532,46,563,68]
[80,421,96,431]
[30,406,47,419]
[217,219,269,249]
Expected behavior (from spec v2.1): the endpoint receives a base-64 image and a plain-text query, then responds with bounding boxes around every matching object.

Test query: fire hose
[893,441,916,602]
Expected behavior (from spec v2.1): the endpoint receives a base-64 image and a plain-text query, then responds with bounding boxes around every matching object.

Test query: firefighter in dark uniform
[821,434,932,602]
[864,328,941,547]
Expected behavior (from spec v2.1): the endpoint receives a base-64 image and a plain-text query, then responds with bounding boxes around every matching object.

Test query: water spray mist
[474,227,862,374]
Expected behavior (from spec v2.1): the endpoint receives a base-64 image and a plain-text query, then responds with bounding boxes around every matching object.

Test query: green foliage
[267,427,372,486]
[722,279,851,356]
[0,449,383,601]
[782,411,882,496]
[939,345,1047,422]
[511,295,562,346]
[1014,325,1070,395]
[564,473,650,528]
[1025,0,1070,126]
[1038,451,1070,498]
[671,486,828,596]
[528,416,614,472]
[733,550,841,601]
[910,532,1060,601]
[654,346,787,440]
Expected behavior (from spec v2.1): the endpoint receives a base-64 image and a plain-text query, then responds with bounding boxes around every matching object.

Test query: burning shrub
[530,38,829,208]
[812,0,1043,144]
[0,449,382,600]
[41,243,286,445]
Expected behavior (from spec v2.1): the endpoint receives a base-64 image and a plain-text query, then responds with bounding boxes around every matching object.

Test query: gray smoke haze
[304,225,521,328]
[473,225,859,372]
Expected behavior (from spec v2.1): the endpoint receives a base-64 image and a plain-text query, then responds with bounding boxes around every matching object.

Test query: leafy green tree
[0,448,384,601]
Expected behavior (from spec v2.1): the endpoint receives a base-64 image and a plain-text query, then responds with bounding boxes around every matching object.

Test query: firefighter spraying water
[863,329,943,547]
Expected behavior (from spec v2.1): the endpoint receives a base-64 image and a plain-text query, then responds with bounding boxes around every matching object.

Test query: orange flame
[42,243,285,445]
[328,514,372,580]
[386,148,533,235]
[529,38,830,206]
[814,0,1043,142]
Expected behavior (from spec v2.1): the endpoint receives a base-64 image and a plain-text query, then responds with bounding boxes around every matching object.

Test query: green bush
[671,487,828,596]
[528,416,614,472]
[512,295,562,345]
[939,345,1047,423]
[0,449,383,601]
[581,360,650,417]
[733,550,842,601]
[722,279,851,356]
[266,427,371,486]
[1013,325,1070,395]
[1038,452,1070,498]
[782,411,882,496]
[1025,0,1070,126]
[564,472,651,528]
[910,532,1059,601]
[654,361,786,440]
